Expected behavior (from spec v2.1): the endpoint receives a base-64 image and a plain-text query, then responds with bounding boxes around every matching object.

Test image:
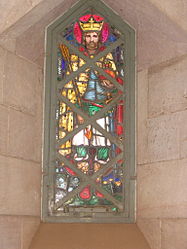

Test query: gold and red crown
[79,17,103,32]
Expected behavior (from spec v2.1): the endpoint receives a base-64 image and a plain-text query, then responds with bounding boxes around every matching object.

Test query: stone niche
[0,0,187,249]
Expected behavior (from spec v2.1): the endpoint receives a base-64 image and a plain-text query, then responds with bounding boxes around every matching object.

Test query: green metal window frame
[42,0,135,223]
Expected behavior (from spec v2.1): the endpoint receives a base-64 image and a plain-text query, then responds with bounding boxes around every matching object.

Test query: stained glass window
[43,0,135,223]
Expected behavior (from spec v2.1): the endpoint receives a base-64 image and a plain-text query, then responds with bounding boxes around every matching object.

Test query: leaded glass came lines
[54,13,125,213]
[43,0,135,222]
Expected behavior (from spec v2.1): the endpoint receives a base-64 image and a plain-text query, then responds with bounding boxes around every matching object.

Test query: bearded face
[84,32,100,51]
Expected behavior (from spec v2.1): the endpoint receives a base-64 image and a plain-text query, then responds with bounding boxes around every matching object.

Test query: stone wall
[137,54,187,249]
[0,45,43,249]
[0,1,187,248]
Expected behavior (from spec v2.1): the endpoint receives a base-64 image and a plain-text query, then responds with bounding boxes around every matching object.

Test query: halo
[73,14,109,44]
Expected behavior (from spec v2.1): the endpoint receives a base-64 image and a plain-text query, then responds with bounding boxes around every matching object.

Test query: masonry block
[16,21,45,67]
[0,216,21,249]
[161,219,187,249]
[0,215,40,249]
[0,46,6,103]
[137,159,187,218]
[21,216,40,249]
[179,110,187,159]
[30,223,151,249]
[33,69,43,162]
[147,112,180,163]
[8,109,41,162]
[137,69,148,164]
[137,218,161,249]
[3,51,41,115]
[148,56,187,118]
[0,0,43,34]
[0,105,8,155]
[0,155,41,216]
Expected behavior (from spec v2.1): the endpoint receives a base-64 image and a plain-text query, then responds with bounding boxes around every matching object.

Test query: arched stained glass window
[43,0,135,223]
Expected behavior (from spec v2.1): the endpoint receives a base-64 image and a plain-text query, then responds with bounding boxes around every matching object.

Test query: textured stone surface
[0,215,40,249]
[137,69,148,164]
[30,223,151,249]
[0,0,43,34]
[162,219,187,249]
[0,0,77,55]
[21,216,40,249]
[148,55,187,118]
[137,159,187,218]
[15,0,78,66]
[0,155,41,216]
[16,21,45,67]
[180,140,187,159]
[149,0,187,32]
[34,69,43,163]
[0,1,187,249]
[179,110,187,159]
[0,216,21,249]
[8,109,41,162]
[1,0,187,69]
[147,112,180,163]
[0,46,6,103]
[3,51,41,115]
[0,105,8,155]
[105,0,187,70]
[137,218,161,249]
